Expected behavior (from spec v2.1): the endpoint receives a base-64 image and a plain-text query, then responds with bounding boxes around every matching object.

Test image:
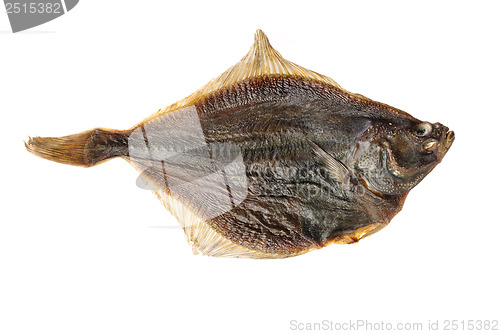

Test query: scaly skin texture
[131,75,415,255]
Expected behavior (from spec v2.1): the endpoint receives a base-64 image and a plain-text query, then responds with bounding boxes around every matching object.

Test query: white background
[1,1,499,333]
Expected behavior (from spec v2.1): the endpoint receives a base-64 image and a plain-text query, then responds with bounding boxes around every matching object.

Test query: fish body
[26,30,454,258]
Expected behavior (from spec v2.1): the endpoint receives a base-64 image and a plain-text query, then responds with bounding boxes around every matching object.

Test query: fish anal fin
[130,167,310,259]
[329,222,388,245]
[158,186,311,259]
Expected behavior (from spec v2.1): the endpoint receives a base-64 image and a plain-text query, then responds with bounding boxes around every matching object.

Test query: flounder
[26,30,455,259]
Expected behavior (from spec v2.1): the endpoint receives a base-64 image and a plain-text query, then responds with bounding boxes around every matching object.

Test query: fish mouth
[438,126,455,157]
[444,130,455,149]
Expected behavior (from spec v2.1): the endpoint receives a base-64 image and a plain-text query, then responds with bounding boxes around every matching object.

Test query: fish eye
[414,122,433,137]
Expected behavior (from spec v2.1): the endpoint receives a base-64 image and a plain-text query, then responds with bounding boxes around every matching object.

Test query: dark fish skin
[25,30,454,258]
[193,75,411,252]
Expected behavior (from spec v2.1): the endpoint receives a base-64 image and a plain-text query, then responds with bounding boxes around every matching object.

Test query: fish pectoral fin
[308,140,349,185]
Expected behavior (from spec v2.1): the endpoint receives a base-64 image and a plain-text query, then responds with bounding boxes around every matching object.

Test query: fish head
[350,118,455,196]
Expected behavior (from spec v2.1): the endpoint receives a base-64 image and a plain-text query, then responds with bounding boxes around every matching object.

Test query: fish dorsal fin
[213,29,343,89]
[143,30,343,122]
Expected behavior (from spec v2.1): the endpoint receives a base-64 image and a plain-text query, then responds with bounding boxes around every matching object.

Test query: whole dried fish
[26,30,454,258]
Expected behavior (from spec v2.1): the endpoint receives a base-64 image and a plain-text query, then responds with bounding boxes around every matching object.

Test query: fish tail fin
[25,128,130,167]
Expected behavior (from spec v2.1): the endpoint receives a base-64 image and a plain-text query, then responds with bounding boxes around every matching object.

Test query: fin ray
[26,128,129,167]
[141,30,343,124]
[309,140,349,185]
[129,165,308,259]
